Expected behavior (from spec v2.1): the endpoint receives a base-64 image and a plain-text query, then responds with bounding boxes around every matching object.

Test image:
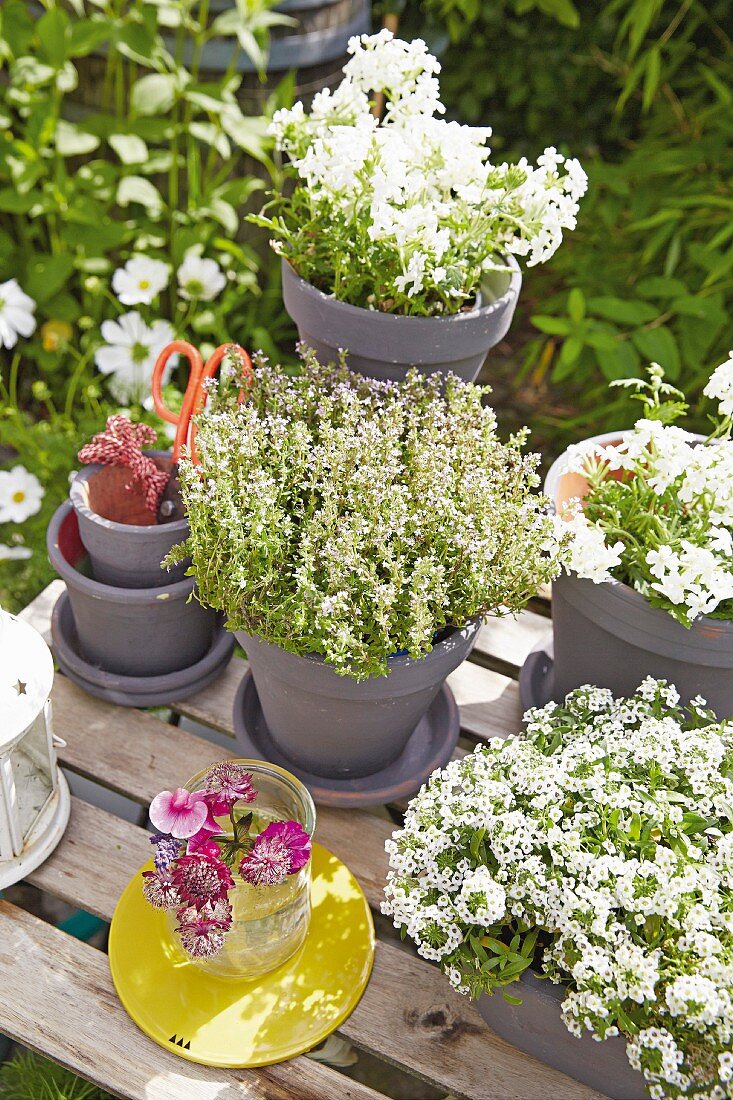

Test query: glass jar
[169,760,316,981]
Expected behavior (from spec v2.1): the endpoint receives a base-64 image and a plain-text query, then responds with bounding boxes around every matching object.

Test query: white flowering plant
[558,355,733,626]
[252,30,587,316]
[166,348,566,679]
[383,678,733,1100]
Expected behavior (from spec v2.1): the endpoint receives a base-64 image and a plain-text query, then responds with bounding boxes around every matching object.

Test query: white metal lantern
[0,609,70,889]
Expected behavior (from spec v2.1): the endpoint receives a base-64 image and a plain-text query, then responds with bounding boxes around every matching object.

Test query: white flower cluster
[265,31,587,313]
[95,250,228,403]
[557,359,733,626]
[383,679,733,1099]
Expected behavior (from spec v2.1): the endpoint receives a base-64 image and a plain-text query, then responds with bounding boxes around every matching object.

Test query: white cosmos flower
[0,542,32,560]
[0,279,37,349]
[94,312,175,403]
[112,256,169,306]
[0,465,44,524]
[177,254,227,301]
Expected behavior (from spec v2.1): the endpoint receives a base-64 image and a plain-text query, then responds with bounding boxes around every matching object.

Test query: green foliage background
[399,0,733,437]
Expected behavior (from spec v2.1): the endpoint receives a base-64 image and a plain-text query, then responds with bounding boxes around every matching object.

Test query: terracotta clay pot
[47,501,214,678]
[281,258,522,383]
[235,621,480,779]
[69,450,189,588]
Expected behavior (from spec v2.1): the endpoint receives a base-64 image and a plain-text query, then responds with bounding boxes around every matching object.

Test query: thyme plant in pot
[384,678,733,1100]
[250,30,587,383]
[527,357,733,718]
[166,350,565,803]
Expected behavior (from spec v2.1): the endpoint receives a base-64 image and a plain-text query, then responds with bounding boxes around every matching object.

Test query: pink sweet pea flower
[149,787,209,839]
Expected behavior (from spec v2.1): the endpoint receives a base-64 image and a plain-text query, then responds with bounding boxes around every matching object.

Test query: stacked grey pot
[47,452,233,706]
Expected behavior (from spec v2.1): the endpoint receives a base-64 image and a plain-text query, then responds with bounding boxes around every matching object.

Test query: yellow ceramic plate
[108,843,375,1067]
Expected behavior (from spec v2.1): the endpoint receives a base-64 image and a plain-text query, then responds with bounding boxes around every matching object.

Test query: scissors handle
[189,343,254,465]
[151,340,204,462]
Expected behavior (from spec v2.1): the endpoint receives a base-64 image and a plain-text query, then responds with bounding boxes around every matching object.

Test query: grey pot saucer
[518,638,555,713]
[52,590,234,708]
[232,670,460,807]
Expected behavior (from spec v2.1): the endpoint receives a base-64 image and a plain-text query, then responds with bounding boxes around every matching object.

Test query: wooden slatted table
[1,581,604,1100]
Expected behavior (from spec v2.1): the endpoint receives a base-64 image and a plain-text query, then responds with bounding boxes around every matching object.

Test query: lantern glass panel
[10,711,53,841]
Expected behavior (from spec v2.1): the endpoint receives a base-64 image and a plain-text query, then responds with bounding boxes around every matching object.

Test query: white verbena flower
[112,256,169,306]
[177,254,227,301]
[94,312,174,403]
[0,279,36,349]
[704,350,733,419]
[0,465,44,524]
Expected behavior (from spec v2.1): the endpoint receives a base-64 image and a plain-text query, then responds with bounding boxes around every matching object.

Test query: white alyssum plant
[383,678,733,1100]
[252,30,587,316]
[556,357,733,626]
[167,348,566,680]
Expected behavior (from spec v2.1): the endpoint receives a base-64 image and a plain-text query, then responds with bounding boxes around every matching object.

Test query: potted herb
[384,678,733,1100]
[252,30,587,382]
[543,358,733,718]
[166,350,564,791]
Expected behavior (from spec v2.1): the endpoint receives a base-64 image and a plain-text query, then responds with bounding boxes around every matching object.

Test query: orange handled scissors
[151,341,253,465]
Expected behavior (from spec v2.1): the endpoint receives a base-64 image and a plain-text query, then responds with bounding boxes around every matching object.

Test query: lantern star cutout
[14,680,27,696]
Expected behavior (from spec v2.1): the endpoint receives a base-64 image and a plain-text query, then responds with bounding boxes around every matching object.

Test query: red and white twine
[78,415,169,514]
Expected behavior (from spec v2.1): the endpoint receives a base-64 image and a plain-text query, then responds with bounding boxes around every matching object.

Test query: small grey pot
[235,620,481,779]
[281,257,522,383]
[47,501,214,678]
[69,450,188,588]
[546,432,733,718]
[476,970,646,1099]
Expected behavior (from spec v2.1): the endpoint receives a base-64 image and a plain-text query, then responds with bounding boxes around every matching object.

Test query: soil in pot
[70,450,189,588]
[47,501,215,678]
[235,620,480,779]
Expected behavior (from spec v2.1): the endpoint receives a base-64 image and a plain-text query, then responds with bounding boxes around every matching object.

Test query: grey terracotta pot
[476,970,646,1099]
[69,450,189,588]
[235,620,481,778]
[47,501,215,678]
[546,432,733,718]
[281,257,522,383]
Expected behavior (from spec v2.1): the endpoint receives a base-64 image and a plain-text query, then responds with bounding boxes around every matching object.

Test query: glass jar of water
[171,759,316,981]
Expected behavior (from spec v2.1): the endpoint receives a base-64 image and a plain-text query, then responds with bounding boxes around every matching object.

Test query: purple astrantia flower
[150,833,182,871]
[239,821,311,887]
[171,853,234,908]
[142,867,180,910]
[149,787,208,839]
[200,762,256,806]
[176,898,233,959]
[258,821,311,872]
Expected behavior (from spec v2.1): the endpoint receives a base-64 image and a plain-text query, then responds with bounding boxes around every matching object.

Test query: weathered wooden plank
[27,802,603,1100]
[21,583,524,744]
[475,608,551,673]
[0,901,385,1100]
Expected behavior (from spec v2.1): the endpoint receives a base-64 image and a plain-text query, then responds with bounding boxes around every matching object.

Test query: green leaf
[631,326,680,379]
[68,18,110,57]
[36,7,70,68]
[641,46,661,112]
[108,133,149,164]
[189,122,230,159]
[635,276,687,299]
[587,297,658,325]
[531,315,572,336]
[116,175,163,214]
[0,188,38,213]
[536,0,580,28]
[24,254,75,304]
[594,340,641,381]
[55,120,100,156]
[567,288,585,324]
[131,73,178,116]
[1,0,35,56]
